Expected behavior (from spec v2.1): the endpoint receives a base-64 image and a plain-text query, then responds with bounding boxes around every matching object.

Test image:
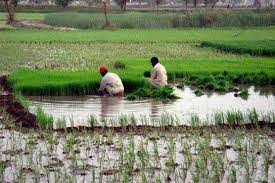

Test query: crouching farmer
[98,66,124,96]
[149,57,168,88]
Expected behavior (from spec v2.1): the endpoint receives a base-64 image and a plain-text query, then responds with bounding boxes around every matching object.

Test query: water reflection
[27,86,275,127]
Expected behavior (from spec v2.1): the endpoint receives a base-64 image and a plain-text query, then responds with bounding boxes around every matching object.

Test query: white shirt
[151,63,168,87]
[99,72,124,94]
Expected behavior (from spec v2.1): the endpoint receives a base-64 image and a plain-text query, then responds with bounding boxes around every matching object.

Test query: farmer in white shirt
[98,66,124,96]
[149,57,168,88]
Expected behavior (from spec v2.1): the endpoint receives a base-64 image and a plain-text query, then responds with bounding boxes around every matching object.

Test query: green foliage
[54,0,73,8]
[126,86,178,101]
[201,40,275,56]
[36,106,53,129]
[8,56,275,96]
[239,88,249,98]
[226,110,244,125]
[43,10,275,29]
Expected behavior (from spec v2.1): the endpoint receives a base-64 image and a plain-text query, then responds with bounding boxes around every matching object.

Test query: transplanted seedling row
[0,110,274,182]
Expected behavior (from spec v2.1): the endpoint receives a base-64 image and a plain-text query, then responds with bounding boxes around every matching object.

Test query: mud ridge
[55,122,275,134]
[0,75,38,128]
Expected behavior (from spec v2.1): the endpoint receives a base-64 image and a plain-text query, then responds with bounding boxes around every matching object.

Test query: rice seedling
[239,88,249,98]
[226,110,244,125]
[36,106,53,129]
[87,114,97,127]
[201,40,275,56]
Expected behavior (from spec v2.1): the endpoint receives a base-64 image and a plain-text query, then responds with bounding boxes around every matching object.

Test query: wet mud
[0,75,37,128]
[56,122,275,135]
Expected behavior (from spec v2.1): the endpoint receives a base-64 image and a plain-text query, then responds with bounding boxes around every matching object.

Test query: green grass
[201,40,275,56]
[1,27,275,44]
[9,57,275,96]
[43,10,275,29]
[0,12,48,22]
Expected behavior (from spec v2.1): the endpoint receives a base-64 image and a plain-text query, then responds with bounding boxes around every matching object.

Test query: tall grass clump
[36,107,53,129]
[43,10,275,29]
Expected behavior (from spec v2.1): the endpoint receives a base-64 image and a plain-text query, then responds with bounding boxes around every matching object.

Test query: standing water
[27,86,275,127]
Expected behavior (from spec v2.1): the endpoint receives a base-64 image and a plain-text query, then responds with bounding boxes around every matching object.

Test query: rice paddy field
[0,10,275,182]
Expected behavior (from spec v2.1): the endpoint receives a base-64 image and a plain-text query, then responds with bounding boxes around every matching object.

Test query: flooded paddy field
[27,86,275,128]
[0,117,274,182]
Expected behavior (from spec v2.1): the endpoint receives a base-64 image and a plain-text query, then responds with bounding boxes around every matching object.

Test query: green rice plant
[227,166,237,183]
[55,117,66,129]
[126,86,178,101]
[248,108,259,124]
[1,27,274,44]
[88,114,97,127]
[214,111,225,125]
[118,114,128,126]
[64,133,77,153]
[226,110,244,125]
[201,40,275,56]
[190,113,200,127]
[36,107,53,129]
[239,88,249,99]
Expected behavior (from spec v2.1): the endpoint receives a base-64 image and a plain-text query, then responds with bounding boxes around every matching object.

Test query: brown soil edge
[55,122,275,135]
[0,75,274,134]
[11,20,76,31]
[0,75,38,128]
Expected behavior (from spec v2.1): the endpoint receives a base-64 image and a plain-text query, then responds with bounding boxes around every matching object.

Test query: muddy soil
[0,75,37,128]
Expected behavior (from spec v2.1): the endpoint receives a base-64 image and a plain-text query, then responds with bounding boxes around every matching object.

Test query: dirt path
[11,20,76,30]
[0,75,37,128]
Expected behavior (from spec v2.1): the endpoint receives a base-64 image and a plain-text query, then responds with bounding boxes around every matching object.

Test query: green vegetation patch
[126,86,178,100]
[201,40,275,56]
[1,27,275,44]
[43,10,275,29]
[9,58,275,96]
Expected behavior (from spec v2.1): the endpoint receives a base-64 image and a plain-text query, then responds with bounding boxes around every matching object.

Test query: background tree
[55,0,73,8]
[3,0,15,24]
[113,0,127,11]
[183,0,188,10]
[193,0,197,7]
[156,0,162,11]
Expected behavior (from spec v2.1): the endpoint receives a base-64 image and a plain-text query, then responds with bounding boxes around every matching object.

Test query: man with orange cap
[98,66,124,96]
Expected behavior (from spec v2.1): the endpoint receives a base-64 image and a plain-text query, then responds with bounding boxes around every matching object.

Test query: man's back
[151,63,167,87]
[99,72,124,95]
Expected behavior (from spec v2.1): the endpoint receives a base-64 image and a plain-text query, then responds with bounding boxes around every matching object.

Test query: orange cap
[99,66,107,74]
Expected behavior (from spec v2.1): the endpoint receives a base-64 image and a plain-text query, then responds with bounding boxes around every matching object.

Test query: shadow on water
[27,86,275,127]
